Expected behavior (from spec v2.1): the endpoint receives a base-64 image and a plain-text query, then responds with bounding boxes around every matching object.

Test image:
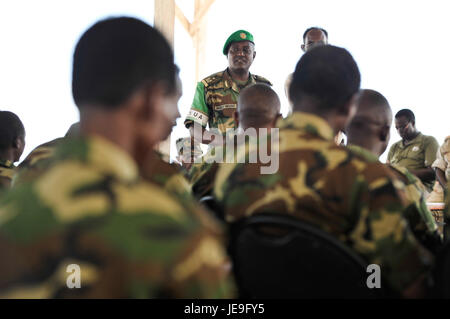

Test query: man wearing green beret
[184,30,272,146]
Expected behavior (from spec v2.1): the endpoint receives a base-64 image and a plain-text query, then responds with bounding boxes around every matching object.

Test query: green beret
[223,30,254,55]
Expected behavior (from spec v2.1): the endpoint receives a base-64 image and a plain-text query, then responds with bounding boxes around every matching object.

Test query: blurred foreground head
[72,17,180,161]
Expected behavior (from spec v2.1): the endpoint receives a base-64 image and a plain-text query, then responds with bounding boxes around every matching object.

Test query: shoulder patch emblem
[412,146,420,152]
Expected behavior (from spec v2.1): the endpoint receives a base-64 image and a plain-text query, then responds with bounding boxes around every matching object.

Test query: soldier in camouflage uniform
[12,122,79,186]
[346,89,441,247]
[189,84,281,200]
[184,30,271,146]
[0,111,26,191]
[214,46,434,297]
[0,17,235,298]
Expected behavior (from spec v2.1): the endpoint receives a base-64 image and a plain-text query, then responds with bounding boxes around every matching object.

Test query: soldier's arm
[161,196,236,298]
[411,137,440,182]
[435,168,447,189]
[432,146,448,189]
[185,82,215,145]
[349,167,434,297]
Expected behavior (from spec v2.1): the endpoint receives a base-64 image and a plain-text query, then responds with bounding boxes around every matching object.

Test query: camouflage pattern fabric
[140,150,193,202]
[13,137,64,187]
[0,136,235,298]
[0,159,15,191]
[214,112,434,294]
[348,144,441,244]
[184,69,272,134]
[189,134,256,199]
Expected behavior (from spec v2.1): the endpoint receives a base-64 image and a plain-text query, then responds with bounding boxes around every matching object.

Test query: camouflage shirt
[140,150,193,201]
[214,112,433,294]
[13,137,65,187]
[0,159,15,191]
[348,144,441,244]
[184,68,272,134]
[0,136,235,298]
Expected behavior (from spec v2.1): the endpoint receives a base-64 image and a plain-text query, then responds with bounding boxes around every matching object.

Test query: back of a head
[72,17,176,109]
[289,45,360,113]
[347,89,392,155]
[395,109,415,124]
[237,84,280,129]
[0,111,25,152]
[303,27,328,42]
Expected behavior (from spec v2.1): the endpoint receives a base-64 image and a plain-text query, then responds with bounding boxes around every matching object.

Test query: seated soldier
[346,89,441,247]
[214,45,434,297]
[387,109,439,193]
[189,83,281,200]
[428,136,450,203]
[0,17,234,299]
[0,111,25,191]
[13,122,79,186]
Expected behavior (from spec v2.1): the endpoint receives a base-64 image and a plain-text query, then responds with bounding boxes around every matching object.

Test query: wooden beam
[190,0,215,35]
[193,0,207,82]
[154,0,175,158]
[175,4,191,35]
[154,0,175,46]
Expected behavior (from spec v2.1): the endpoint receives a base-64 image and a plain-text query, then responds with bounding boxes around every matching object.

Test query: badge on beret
[240,32,247,39]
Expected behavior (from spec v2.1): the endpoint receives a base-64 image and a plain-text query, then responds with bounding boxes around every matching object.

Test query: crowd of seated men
[0,18,449,299]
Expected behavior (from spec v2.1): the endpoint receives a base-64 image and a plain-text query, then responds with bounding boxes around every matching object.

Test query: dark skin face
[301,29,328,52]
[394,115,434,181]
[227,41,256,80]
[395,116,418,142]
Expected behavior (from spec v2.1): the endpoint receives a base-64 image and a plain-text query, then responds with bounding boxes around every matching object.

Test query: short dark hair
[238,84,280,127]
[72,17,176,109]
[357,89,390,110]
[0,111,25,151]
[303,27,328,42]
[395,109,415,124]
[289,45,361,112]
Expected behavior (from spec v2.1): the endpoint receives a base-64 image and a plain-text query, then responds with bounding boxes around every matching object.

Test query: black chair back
[229,213,388,298]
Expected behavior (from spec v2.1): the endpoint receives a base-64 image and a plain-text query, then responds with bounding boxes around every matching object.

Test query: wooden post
[154,0,175,160]
[193,0,211,82]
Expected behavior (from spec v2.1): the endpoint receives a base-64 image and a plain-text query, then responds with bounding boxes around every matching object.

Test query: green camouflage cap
[176,137,203,157]
[223,30,254,55]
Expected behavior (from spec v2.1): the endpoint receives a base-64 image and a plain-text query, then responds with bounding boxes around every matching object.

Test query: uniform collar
[57,135,139,183]
[276,111,335,141]
[223,68,255,93]
[0,159,14,169]
[401,132,423,147]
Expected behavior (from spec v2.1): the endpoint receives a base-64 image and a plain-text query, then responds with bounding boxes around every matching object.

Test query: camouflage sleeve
[191,162,220,199]
[424,136,439,168]
[389,166,439,237]
[0,181,235,298]
[184,82,209,129]
[344,164,434,294]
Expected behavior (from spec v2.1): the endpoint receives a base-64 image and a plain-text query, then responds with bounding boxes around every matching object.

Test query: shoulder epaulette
[202,71,224,88]
[254,75,273,86]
